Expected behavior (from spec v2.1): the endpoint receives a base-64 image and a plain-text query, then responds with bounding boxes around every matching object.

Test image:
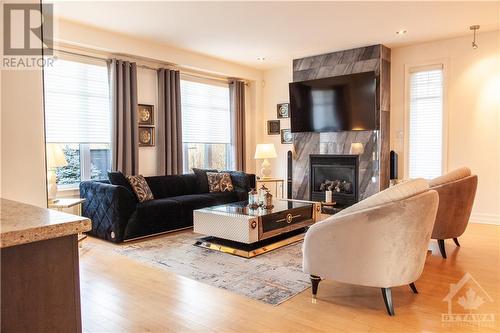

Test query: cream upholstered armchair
[302,179,439,316]
[429,167,478,258]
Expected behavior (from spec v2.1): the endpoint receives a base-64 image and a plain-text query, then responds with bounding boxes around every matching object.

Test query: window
[408,65,444,179]
[181,78,232,172]
[44,57,111,187]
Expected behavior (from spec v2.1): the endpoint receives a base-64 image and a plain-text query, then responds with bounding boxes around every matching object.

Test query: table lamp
[350,142,364,155]
[46,143,68,203]
[254,143,277,179]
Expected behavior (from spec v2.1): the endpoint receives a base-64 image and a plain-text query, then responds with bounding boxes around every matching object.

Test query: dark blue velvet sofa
[80,171,255,243]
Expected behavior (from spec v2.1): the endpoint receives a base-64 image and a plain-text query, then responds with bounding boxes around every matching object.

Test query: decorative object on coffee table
[267,120,280,135]
[277,103,289,118]
[281,129,293,144]
[262,191,274,210]
[258,184,269,206]
[248,188,259,209]
[254,143,277,179]
[138,104,154,125]
[139,126,155,146]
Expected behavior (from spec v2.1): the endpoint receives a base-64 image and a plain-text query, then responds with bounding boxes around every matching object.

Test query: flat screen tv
[289,71,376,133]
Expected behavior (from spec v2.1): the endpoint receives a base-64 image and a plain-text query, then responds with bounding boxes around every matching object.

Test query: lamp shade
[46,143,68,169]
[254,143,277,159]
[350,142,364,155]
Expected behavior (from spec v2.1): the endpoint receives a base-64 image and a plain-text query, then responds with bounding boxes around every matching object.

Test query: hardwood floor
[79,223,500,332]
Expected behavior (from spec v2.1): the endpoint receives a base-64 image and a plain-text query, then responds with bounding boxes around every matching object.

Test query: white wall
[0,0,48,207]
[261,66,293,185]
[391,30,500,224]
[1,70,48,207]
[137,68,158,176]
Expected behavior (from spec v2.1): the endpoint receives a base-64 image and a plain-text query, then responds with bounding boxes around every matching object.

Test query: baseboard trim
[123,226,193,243]
[470,213,500,225]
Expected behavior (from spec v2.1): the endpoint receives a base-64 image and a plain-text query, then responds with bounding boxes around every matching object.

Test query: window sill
[56,187,80,198]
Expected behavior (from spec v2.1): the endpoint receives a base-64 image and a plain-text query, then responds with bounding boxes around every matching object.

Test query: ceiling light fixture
[470,25,480,49]
[257,57,266,61]
[396,29,407,35]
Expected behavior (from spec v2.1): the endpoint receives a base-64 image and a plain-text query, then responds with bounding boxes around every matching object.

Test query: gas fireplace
[309,155,359,207]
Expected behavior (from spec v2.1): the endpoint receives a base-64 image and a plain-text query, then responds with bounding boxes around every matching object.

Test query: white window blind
[44,58,110,143]
[408,66,444,179]
[181,79,231,144]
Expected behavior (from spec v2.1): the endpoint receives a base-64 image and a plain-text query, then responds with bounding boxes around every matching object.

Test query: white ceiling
[52,1,500,69]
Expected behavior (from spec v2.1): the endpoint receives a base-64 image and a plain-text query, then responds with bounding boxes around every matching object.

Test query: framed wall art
[139,126,155,147]
[281,129,293,144]
[138,104,154,126]
[277,103,289,119]
[267,120,280,135]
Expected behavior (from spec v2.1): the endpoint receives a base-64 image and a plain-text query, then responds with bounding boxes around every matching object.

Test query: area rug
[115,231,310,305]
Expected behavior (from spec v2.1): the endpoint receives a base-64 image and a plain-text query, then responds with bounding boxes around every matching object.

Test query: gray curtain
[109,59,138,174]
[157,68,183,175]
[230,80,246,171]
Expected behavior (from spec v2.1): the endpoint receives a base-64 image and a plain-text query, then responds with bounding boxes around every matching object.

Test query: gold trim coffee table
[193,200,321,258]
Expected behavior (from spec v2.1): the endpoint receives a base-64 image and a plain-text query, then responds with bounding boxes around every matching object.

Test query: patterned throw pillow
[206,172,234,193]
[126,175,154,202]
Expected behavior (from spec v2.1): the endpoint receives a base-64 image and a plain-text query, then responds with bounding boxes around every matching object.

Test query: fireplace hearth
[310,155,359,207]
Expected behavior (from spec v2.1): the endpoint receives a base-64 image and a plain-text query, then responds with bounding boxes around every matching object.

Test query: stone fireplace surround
[290,44,390,202]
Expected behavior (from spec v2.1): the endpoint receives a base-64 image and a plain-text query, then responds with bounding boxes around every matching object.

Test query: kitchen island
[0,198,91,332]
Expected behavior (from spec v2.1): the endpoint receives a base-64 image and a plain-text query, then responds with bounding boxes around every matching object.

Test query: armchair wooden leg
[437,239,447,259]
[310,275,321,299]
[409,282,418,294]
[453,238,460,247]
[381,288,395,316]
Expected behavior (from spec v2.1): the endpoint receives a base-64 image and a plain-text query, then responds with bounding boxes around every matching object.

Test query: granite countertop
[0,198,91,248]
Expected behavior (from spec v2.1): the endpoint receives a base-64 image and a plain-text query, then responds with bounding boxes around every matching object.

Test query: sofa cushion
[223,170,256,191]
[145,174,198,198]
[207,172,234,192]
[134,198,185,234]
[126,175,154,202]
[169,192,239,224]
[193,168,218,193]
[429,167,471,188]
[336,178,429,217]
[168,193,219,211]
[108,171,134,194]
[136,198,182,220]
[206,191,240,205]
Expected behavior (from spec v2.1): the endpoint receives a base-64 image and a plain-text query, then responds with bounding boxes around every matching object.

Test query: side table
[256,178,284,198]
[48,198,87,244]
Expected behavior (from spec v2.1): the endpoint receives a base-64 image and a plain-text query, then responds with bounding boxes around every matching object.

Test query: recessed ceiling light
[257,57,266,61]
[396,29,407,35]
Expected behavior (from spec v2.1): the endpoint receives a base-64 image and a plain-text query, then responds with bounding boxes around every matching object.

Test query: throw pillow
[126,175,154,202]
[192,168,218,193]
[206,172,234,193]
[108,171,135,194]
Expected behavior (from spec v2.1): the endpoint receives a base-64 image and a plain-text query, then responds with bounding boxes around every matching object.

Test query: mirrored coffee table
[193,199,321,258]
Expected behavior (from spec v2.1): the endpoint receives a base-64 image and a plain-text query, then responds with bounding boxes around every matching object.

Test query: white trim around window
[403,60,449,179]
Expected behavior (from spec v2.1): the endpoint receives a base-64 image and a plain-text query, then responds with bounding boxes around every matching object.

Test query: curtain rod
[181,72,246,85]
[50,47,249,84]
[51,48,172,71]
